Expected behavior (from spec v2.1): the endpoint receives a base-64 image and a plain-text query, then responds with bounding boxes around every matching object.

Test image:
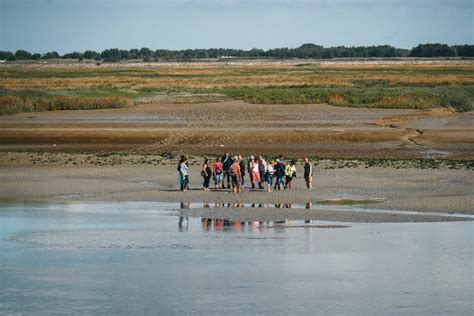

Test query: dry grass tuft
[0,95,131,115]
[327,93,351,106]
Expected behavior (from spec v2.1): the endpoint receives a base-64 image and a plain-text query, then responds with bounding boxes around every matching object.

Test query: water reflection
[178,202,316,232]
[185,202,314,209]
[179,202,189,231]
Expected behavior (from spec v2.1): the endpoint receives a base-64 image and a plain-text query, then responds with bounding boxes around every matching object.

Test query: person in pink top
[212,157,224,189]
[249,157,260,189]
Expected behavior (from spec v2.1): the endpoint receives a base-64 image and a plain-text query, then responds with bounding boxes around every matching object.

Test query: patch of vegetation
[313,158,474,170]
[218,86,474,111]
[0,95,131,115]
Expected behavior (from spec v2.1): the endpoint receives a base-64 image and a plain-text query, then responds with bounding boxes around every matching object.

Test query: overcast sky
[1,0,472,53]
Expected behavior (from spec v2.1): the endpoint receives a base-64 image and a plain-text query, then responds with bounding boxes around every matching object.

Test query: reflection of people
[202,218,212,231]
[178,216,189,231]
[179,202,189,230]
[214,219,224,231]
[232,221,241,232]
[304,158,313,189]
[305,202,312,223]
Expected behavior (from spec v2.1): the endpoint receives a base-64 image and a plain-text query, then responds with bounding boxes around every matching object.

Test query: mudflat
[1,101,473,159]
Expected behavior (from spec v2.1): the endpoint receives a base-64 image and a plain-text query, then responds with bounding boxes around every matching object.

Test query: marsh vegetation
[0,61,472,115]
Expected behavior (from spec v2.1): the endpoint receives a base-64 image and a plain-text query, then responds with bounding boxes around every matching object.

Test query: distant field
[0,60,473,115]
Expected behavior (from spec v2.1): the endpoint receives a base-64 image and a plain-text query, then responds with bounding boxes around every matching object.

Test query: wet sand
[1,102,473,159]
[1,152,472,222]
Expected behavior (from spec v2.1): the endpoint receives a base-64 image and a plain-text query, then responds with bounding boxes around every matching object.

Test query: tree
[42,51,60,59]
[410,44,456,57]
[63,51,83,59]
[83,50,98,59]
[15,49,32,60]
[0,51,15,61]
[139,47,152,59]
[101,48,121,62]
[454,45,474,57]
[128,49,140,59]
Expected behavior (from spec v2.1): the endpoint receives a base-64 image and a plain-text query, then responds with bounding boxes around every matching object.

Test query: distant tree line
[0,43,472,62]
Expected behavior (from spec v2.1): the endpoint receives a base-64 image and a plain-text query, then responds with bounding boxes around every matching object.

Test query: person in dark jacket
[239,155,246,188]
[273,156,285,191]
[221,152,232,189]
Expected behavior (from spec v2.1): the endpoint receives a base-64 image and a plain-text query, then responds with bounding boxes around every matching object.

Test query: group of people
[178,153,314,193]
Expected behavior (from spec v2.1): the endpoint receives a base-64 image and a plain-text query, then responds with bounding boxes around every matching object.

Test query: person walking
[303,158,313,189]
[201,159,212,191]
[179,156,189,192]
[212,157,223,189]
[221,152,232,189]
[229,156,242,193]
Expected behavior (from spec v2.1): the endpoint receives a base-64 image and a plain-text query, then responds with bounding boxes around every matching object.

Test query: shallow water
[1,201,473,315]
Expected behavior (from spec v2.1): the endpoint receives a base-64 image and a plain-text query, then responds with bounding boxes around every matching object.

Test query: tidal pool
[1,201,473,315]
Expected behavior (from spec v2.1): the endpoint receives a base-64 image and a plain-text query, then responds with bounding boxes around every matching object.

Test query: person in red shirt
[212,157,224,189]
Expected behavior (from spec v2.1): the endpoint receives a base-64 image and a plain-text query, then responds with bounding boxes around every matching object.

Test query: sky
[1,0,473,53]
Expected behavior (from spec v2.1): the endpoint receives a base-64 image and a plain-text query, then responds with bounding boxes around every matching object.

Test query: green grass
[217,86,474,111]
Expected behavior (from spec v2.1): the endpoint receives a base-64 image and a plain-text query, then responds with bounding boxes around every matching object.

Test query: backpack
[285,165,292,177]
[229,163,238,176]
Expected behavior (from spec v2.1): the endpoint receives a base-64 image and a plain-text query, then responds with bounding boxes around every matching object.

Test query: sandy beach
[1,152,472,222]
